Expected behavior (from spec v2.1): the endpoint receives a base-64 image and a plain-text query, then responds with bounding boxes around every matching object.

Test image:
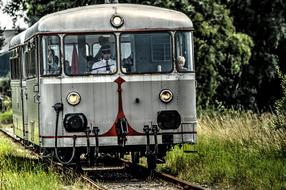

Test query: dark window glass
[64,34,116,75]
[120,33,172,74]
[10,59,16,79]
[41,36,60,76]
[25,39,37,78]
[10,48,20,79]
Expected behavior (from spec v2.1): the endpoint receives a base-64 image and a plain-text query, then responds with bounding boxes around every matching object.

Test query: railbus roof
[10,3,193,48]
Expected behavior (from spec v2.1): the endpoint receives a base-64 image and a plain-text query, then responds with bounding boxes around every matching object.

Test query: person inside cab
[91,45,116,74]
[177,55,187,71]
[47,49,60,74]
[122,55,133,73]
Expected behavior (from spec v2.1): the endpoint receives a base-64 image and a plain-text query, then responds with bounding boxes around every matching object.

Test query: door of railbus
[10,47,23,138]
[20,46,28,141]
[23,37,40,145]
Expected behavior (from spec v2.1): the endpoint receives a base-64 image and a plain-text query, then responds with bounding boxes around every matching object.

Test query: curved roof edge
[10,4,193,48]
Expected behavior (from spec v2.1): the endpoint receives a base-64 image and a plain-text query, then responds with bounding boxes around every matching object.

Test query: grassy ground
[1,109,285,189]
[159,111,286,189]
[0,108,95,189]
[0,129,91,190]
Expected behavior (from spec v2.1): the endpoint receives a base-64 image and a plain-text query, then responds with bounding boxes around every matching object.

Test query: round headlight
[159,89,173,103]
[67,92,81,106]
[110,15,124,28]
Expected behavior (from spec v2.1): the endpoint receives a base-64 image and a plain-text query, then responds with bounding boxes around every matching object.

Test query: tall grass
[0,134,90,190]
[199,111,286,155]
[159,111,286,189]
[0,110,94,189]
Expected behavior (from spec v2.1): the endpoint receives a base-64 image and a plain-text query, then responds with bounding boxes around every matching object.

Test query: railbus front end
[9,4,196,169]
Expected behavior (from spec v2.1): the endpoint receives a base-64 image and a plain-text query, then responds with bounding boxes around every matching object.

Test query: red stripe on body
[103,76,143,136]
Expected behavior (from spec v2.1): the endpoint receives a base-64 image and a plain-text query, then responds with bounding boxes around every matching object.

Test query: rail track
[79,155,205,190]
[0,127,205,190]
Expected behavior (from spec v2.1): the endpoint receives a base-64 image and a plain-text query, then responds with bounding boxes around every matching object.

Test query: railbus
[9,3,196,169]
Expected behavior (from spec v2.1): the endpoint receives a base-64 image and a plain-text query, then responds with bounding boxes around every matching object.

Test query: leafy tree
[0,26,4,50]
[2,0,253,109]
[0,0,4,46]
[136,0,253,108]
[0,11,5,50]
[220,0,286,111]
[2,0,110,25]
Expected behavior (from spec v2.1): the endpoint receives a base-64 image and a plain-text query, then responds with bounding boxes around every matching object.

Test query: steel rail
[153,170,205,190]
[120,158,205,190]
[80,176,107,190]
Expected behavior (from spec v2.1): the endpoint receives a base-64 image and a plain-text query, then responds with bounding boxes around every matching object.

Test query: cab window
[120,33,172,74]
[64,34,116,75]
[41,36,61,76]
[175,32,194,72]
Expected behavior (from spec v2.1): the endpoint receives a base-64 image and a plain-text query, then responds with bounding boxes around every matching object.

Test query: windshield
[64,34,116,75]
[175,32,194,72]
[120,33,172,74]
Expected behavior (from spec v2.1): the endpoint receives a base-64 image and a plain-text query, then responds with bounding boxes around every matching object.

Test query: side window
[24,39,37,78]
[41,36,60,76]
[0,51,10,77]
[175,32,194,72]
[10,48,20,80]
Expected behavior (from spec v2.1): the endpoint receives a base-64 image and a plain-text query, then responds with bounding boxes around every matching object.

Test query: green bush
[0,109,13,124]
[2,96,12,111]
[0,77,11,97]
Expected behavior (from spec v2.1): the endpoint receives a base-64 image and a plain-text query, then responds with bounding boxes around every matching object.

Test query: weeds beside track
[1,110,285,189]
[159,111,286,189]
[0,128,91,190]
[0,128,204,190]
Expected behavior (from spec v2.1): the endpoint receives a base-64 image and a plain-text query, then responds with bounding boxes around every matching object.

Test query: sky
[0,0,28,29]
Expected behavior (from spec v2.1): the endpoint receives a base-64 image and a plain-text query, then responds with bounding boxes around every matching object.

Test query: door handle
[33,94,40,103]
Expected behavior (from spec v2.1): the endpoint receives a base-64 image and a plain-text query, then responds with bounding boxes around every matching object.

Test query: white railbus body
[9,4,196,168]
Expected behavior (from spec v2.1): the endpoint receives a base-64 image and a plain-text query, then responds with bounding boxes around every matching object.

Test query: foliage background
[1,1,285,189]
[1,0,286,112]
[0,28,4,49]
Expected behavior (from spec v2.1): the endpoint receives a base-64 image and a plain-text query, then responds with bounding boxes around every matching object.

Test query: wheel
[131,151,140,164]
[119,151,125,159]
[89,148,95,166]
[115,152,125,159]
[147,154,156,170]
[55,148,74,163]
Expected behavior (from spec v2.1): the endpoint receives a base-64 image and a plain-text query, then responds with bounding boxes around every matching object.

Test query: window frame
[40,34,62,77]
[24,38,38,79]
[174,31,195,73]
[63,33,117,76]
[119,31,174,75]
[10,48,21,80]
